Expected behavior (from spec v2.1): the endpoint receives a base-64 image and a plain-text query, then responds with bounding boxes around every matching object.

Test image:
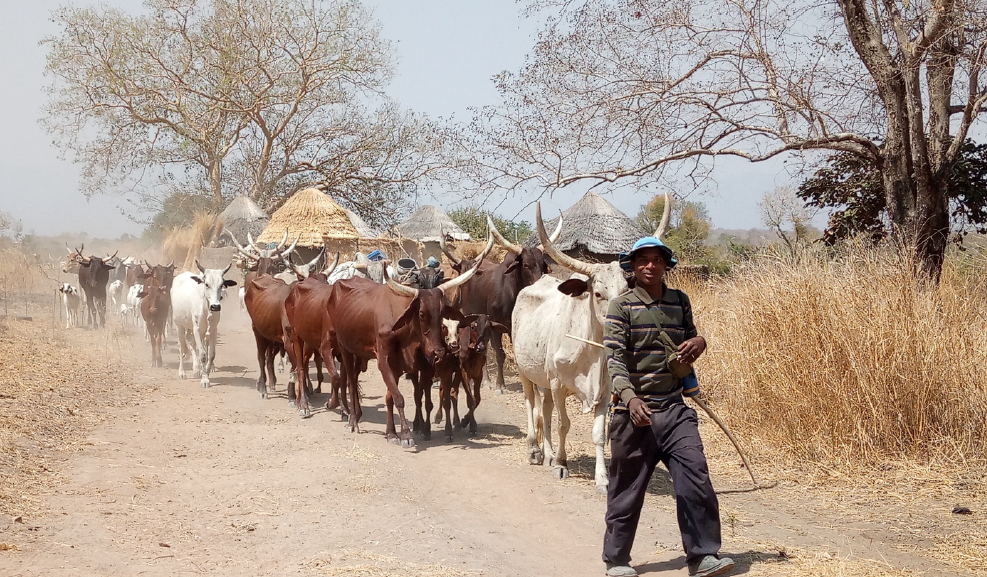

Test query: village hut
[218,196,268,246]
[257,187,361,265]
[344,208,376,238]
[391,205,471,263]
[523,190,645,262]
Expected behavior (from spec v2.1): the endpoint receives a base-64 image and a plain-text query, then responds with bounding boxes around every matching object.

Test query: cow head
[193,261,237,312]
[287,248,338,281]
[488,215,562,287]
[227,229,298,277]
[77,250,118,290]
[535,203,627,328]
[387,233,495,363]
[141,260,176,289]
[459,314,509,356]
[58,283,78,296]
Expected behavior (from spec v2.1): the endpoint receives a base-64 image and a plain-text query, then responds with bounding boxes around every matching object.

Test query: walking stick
[565,333,776,491]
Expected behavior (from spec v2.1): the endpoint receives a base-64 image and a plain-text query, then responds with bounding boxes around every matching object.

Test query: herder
[602,237,734,577]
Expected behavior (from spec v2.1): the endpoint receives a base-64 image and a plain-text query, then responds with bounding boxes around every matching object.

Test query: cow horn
[654,192,672,239]
[102,250,118,264]
[548,213,564,243]
[226,231,258,260]
[537,202,594,276]
[195,260,206,274]
[166,261,174,269]
[385,269,419,298]
[278,234,300,259]
[487,215,521,256]
[438,234,462,266]
[222,262,232,277]
[304,247,325,272]
[276,229,290,250]
[322,252,341,276]
[247,232,263,252]
[438,232,494,294]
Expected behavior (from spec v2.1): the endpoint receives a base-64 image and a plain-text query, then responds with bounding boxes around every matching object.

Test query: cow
[140,261,176,335]
[108,280,124,313]
[70,245,118,328]
[171,262,237,388]
[139,283,171,367]
[511,197,671,493]
[434,313,510,438]
[282,253,346,417]
[326,235,493,447]
[439,217,563,393]
[58,283,82,329]
[127,283,144,327]
[230,231,301,398]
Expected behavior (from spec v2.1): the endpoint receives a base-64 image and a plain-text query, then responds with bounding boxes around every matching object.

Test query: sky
[0,0,797,238]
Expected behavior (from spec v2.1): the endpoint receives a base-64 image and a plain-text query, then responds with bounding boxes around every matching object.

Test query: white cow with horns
[171,261,237,388]
[511,194,672,493]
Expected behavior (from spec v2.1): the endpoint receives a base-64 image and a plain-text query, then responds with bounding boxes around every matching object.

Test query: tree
[463,0,987,278]
[759,186,818,257]
[43,0,445,226]
[799,140,987,245]
[635,195,713,263]
[0,211,23,240]
[448,205,533,244]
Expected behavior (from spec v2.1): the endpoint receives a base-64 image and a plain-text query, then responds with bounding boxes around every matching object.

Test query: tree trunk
[209,159,223,205]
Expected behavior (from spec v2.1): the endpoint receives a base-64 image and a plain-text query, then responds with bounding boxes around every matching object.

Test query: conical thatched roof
[393,205,470,242]
[344,208,376,238]
[523,191,645,255]
[257,188,360,247]
[219,196,269,242]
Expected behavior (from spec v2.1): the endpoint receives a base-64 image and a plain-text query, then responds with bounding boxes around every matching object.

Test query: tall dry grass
[689,243,987,468]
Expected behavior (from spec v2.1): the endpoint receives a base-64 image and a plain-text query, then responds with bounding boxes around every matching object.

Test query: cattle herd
[57,198,671,494]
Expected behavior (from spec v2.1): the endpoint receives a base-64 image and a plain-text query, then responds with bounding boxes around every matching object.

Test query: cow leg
[253,330,269,398]
[341,352,362,433]
[551,384,571,480]
[291,333,311,418]
[177,328,189,379]
[440,371,455,442]
[379,351,414,449]
[314,353,324,394]
[419,366,435,441]
[194,321,210,388]
[461,371,481,436]
[519,374,544,465]
[492,334,508,394]
[592,395,609,493]
[540,384,558,472]
[412,372,424,435]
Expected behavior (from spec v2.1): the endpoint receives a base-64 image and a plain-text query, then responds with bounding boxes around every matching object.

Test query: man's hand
[627,397,653,427]
[677,336,707,364]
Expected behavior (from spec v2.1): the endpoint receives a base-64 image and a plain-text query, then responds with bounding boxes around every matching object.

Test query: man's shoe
[688,555,735,577]
[604,563,639,576]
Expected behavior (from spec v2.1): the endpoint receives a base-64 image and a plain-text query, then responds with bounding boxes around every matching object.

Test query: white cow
[127,283,145,327]
[511,200,670,493]
[58,283,82,328]
[108,280,124,313]
[171,262,237,387]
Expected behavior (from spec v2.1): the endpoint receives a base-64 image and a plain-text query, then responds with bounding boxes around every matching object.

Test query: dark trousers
[603,403,721,566]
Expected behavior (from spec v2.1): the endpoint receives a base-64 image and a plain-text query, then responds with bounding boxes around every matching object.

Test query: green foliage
[143,192,219,241]
[635,195,713,263]
[799,139,987,245]
[448,205,532,244]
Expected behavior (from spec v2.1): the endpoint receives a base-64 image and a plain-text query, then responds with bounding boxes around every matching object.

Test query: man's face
[632,247,667,288]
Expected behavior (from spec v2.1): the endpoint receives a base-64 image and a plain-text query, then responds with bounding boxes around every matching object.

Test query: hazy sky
[0,0,797,238]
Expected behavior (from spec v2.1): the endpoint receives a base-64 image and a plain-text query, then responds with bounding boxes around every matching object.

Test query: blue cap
[618,237,677,272]
[426,256,440,268]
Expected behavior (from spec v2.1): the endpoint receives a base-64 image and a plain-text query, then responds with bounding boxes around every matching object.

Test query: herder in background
[602,237,734,577]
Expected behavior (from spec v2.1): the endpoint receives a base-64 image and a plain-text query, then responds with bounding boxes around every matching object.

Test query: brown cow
[139,283,170,367]
[326,234,494,447]
[439,217,562,392]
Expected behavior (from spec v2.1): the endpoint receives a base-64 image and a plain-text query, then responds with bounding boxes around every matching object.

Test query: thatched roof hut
[523,191,645,261]
[257,188,361,248]
[344,208,376,238]
[219,196,268,244]
[393,205,470,242]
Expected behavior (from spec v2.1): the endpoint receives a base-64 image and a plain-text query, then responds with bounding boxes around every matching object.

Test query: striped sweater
[604,284,700,410]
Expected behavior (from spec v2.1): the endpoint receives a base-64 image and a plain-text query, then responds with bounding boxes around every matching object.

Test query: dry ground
[0,305,983,576]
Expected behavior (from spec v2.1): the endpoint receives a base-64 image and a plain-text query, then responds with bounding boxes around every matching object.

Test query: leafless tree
[759,186,818,257]
[462,0,987,277]
[43,0,447,229]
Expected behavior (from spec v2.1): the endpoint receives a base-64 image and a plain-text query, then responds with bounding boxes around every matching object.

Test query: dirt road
[1,306,971,576]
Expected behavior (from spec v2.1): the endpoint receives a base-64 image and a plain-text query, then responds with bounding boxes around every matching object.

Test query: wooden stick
[564,333,776,490]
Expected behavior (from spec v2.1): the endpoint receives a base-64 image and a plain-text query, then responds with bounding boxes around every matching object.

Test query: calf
[139,283,171,367]
[127,283,144,327]
[108,280,124,313]
[171,262,237,387]
[58,283,81,329]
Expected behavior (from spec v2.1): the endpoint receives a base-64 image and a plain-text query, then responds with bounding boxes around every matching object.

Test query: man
[602,237,734,577]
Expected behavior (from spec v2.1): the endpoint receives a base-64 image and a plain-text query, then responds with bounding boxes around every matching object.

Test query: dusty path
[2,307,970,576]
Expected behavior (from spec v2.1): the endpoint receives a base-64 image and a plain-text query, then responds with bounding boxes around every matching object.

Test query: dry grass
[690,244,987,468]
[161,212,225,272]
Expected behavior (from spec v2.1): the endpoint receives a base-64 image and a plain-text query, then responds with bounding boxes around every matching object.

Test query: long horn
[385,269,419,298]
[276,229,290,250]
[102,250,118,264]
[438,234,462,266]
[654,192,672,239]
[196,260,206,274]
[247,232,264,252]
[537,202,594,276]
[548,214,564,243]
[322,252,341,276]
[487,215,521,255]
[278,234,301,259]
[438,232,494,294]
[225,230,258,259]
[222,262,232,277]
